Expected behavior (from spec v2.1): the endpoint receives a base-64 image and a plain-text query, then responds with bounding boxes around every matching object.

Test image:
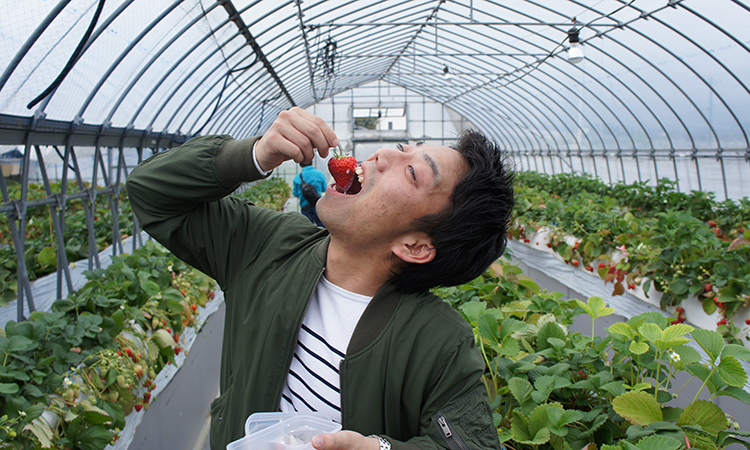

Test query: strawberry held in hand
[328,145,359,194]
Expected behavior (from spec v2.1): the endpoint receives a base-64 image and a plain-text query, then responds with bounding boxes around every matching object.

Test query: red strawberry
[745,318,750,325]
[191,304,197,312]
[328,147,358,193]
[144,392,151,403]
[134,402,143,412]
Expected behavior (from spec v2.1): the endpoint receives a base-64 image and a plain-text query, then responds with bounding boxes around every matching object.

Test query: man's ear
[391,232,436,264]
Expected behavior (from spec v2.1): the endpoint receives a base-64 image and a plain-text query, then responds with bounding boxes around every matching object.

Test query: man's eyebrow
[422,152,440,184]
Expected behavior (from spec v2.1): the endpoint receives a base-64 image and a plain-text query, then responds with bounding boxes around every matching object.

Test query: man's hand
[255,107,338,172]
[311,431,380,450]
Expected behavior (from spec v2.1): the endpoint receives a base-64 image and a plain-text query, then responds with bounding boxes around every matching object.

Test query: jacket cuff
[216,136,269,187]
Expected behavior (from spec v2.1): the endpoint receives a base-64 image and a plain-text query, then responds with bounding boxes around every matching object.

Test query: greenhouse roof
[1,0,749,154]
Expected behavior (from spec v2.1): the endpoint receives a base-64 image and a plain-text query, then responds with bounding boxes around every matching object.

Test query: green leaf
[676,399,726,433]
[7,335,37,352]
[547,406,583,436]
[608,322,636,340]
[537,322,567,350]
[662,323,694,341]
[36,246,57,268]
[639,323,663,343]
[717,355,747,387]
[673,345,702,365]
[459,301,487,324]
[75,425,115,450]
[498,335,520,357]
[717,386,750,405]
[511,409,551,445]
[722,344,750,362]
[631,435,683,450]
[508,377,536,416]
[691,329,724,363]
[477,314,499,345]
[612,391,663,426]
[23,421,54,448]
[630,340,649,355]
[0,383,19,394]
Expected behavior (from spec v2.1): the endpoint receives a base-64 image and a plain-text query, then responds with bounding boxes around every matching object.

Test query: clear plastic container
[227,414,341,450]
[244,412,297,435]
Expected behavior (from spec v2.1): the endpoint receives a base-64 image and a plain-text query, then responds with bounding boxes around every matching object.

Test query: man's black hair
[391,129,515,293]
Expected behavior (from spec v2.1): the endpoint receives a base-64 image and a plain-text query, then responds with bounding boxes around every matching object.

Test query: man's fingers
[311,431,379,450]
[289,107,339,152]
[255,108,338,171]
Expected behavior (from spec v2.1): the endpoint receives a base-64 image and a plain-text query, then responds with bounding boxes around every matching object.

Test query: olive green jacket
[126,135,500,450]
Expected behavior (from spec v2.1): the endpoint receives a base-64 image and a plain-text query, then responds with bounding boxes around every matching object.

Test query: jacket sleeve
[125,134,285,289]
[388,334,500,450]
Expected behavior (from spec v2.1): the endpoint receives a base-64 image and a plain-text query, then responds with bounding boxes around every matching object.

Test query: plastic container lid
[227,414,341,450]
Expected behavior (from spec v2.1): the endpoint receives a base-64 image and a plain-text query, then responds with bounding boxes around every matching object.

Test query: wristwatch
[368,435,391,450]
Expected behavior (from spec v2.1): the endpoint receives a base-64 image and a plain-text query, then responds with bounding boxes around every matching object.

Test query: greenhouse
[1,0,749,449]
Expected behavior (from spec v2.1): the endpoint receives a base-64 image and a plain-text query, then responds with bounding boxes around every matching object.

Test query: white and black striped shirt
[279,276,372,423]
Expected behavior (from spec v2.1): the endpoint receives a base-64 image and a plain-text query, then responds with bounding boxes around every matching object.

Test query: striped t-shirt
[279,276,372,423]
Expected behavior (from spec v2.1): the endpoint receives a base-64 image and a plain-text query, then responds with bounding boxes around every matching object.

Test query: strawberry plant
[235,177,291,211]
[0,180,135,305]
[510,171,750,341]
[435,259,750,450]
[0,241,217,449]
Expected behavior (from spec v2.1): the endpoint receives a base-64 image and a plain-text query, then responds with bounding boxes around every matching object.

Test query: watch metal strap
[369,435,391,450]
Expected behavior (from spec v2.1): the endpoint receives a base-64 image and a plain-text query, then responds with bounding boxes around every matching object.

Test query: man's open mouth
[334,166,363,195]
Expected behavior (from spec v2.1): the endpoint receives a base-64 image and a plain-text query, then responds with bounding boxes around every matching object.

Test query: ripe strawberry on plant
[328,146,358,194]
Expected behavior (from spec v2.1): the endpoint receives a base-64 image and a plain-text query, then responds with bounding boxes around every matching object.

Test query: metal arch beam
[197,66,280,136]
[109,1,225,127]
[561,0,718,149]
[145,31,242,132]
[219,0,295,106]
[524,62,626,152]
[176,50,260,134]
[645,8,750,147]
[436,0,660,153]
[414,14,619,152]
[0,0,72,94]
[69,0,170,120]
[128,9,235,127]
[396,23,605,151]
[27,0,139,115]
[153,1,293,134]
[380,0,449,76]
[575,39,679,151]
[413,83,530,151]
[391,78,521,150]
[504,69,606,152]
[156,39,247,133]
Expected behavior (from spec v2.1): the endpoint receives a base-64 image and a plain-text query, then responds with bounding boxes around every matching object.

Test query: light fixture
[443,65,455,80]
[567,27,585,64]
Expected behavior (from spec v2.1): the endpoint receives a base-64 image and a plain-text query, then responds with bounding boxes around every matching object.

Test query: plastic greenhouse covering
[1,0,750,448]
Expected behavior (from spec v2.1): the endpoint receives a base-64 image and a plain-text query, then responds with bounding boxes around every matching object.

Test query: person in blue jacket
[293,160,328,226]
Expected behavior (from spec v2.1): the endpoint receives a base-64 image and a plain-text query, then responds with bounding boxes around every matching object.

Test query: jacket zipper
[275,267,326,408]
[432,411,470,450]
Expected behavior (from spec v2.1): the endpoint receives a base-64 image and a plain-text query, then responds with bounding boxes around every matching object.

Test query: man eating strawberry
[127,107,514,450]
